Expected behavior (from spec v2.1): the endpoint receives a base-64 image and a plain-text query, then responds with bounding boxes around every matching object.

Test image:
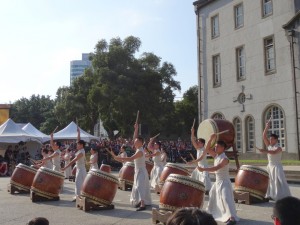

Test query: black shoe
[136,206,146,211]
[134,202,141,208]
[226,220,236,225]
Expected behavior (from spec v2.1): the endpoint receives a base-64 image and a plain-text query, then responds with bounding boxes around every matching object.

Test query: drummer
[88,144,99,171]
[113,123,152,211]
[146,138,164,190]
[257,120,291,201]
[187,126,212,194]
[197,133,238,225]
[61,126,87,202]
[118,145,128,165]
[42,132,61,172]
[34,148,52,169]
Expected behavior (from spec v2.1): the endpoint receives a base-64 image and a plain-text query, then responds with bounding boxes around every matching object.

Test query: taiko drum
[159,174,205,211]
[197,119,235,149]
[234,165,269,200]
[31,167,64,198]
[118,162,135,185]
[10,163,37,192]
[100,164,111,173]
[159,163,190,187]
[81,169,119,206]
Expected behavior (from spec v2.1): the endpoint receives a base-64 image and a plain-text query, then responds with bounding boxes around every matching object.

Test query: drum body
[0,162,8,175]
[31,167,64,198]
[81,170,119,206]
[160,174,205,211]
[159,163,190,186]
[118,162,135,185]
[145,161,154,176]
[197,119,235,149]
[100,164,111,173]
[10,163,37,191]
[234,165,269,200]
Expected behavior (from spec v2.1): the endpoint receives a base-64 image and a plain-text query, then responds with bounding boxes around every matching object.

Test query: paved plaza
[0,171,299,225]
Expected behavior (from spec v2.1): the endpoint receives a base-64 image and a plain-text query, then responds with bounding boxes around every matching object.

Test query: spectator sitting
[166,208,217,225]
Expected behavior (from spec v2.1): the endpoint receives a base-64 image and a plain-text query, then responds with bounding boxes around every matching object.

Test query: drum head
[197,119,217,148]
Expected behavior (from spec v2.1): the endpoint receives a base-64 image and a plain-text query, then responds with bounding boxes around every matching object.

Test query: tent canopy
[0,119,41,144]
[53,121,99,142]
[22,123,50,143]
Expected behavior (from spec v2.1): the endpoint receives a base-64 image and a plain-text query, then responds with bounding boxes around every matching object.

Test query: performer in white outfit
[63,148,72,178]
[42,133,61,172]
[119,145,128,165]
[36,148,52,169]
[147,138,164,189]
[257,120,291,201]
[113,123,152,211]
[62,126,87,201]
[197,134,238,225]
[89,146,99,171]
[188,126,212,193]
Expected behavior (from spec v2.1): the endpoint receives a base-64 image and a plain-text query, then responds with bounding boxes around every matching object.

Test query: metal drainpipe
[195,7,202,124]
[289,30,300,160]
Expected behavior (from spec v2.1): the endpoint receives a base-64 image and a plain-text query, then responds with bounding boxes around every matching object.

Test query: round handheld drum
[31,167,64,199]
[234,165,269,200]
[159,163,190,186]
[197,119,235,149]
[118,162,135,185]
[159,174,205,211]
[10,163,37,192]
[81,169,119,206]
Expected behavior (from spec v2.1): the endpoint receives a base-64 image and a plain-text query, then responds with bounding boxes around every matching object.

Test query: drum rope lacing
[31,187,59,198]
[89,171,119,184]
[81,191,111,206]
[166,174,205,191]
[240,165,269,177]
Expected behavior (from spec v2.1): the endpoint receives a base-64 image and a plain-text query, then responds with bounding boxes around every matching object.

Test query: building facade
[70,53,92,84]
[193,0,300,159]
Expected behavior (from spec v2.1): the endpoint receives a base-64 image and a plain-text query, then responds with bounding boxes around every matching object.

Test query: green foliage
[10,94,57,133]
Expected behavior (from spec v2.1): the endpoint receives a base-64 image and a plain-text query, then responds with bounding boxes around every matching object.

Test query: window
[264,36,276,74]
[212,54,221,86]
[234,3,244,29]
[211,113,225,120]
[233,118,242,152]
[265,106,285,149]
[236,46,246,80]
[211,15,219,38]
[262,0,273,17]
[245,116,255,152]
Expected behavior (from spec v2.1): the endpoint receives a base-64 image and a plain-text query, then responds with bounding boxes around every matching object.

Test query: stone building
[193,0,300,159]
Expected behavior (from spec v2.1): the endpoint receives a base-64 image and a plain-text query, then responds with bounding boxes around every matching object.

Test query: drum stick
[180,156,187,164]
[192,118,195,128]
[215,130,229,135]
[268,115,273,123]
[189,153,195,160]
[52,126,59,134]
[135,110,140,124]
[151,133,160,139]
[105,148,116,157]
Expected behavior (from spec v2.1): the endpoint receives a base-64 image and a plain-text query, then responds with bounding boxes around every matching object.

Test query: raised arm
[191,127,198,150]
[205,133,217,158]
[133,122,138,141]
[263,121,270,146]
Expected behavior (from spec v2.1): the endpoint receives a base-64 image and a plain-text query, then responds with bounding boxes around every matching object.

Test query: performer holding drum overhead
[62,126,87,202]
[197,133,238,225]
[113,122,152,211]
[187,126,212,194]
[256,118,291,201]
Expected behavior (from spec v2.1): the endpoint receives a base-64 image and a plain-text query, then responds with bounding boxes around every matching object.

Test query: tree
[10,94,57,133]
[174,85,199,138]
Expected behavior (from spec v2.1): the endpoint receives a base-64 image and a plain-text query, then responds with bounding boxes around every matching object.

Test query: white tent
[0,119,41,144]
[53,121,99,142]
[22,123,50,143]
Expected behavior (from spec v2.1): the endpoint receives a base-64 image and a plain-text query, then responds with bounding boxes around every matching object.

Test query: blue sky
[0,0,197,103]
